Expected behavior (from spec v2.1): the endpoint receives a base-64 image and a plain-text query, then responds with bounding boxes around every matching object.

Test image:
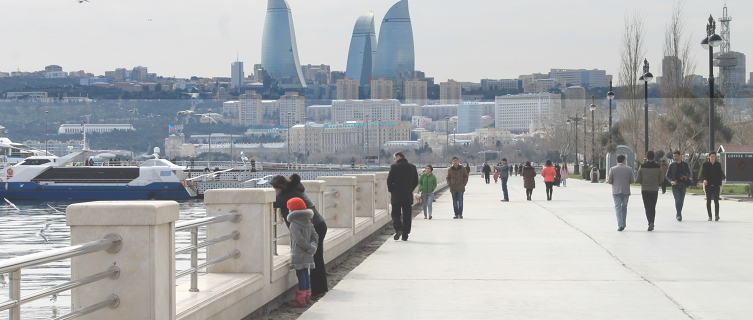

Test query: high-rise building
[457,102,483,134]
[564,86,586,112]
[518,73,548,87]
[278,92,306,127]
[495,93,561,134]
[372,0,414,82]
[548,69,608,88]
[330,71,346,84]
[261,0,306,88]
[115,68,127,81]
[728,52,746,88]
[661,56,683,89]
[440,79,462,104]
[336,77,359,100]
[301,64,331,84]
[371,78,393,99]
[131,66,148,82]
[236,91,264,126]
[345,12,377,91]
[45,65,63,72]
[231,61,244,89]
[405,79,427,105]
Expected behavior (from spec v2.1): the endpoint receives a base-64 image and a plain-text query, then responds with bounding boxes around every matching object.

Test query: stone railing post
[316,176,356,229]
[344,174,376,219]
[203,188,276,274]
[374,172,390,212]
[67,201,179,320]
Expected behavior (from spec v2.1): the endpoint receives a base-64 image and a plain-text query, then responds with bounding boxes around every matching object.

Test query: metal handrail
[176,250,240,279]
[0,266,119,312]
[53,294,119,320]
[175,231,240,255]
[175,211,241,231]
[324,203,338,209]
[274,233,290,240]
[324,215,338,221]
[0,234,121,274]
[324,190,339,197]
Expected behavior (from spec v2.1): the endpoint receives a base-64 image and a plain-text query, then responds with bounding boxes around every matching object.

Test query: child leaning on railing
[285,197,319,307]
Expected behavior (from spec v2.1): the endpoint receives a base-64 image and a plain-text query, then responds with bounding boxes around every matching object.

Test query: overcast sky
[2,0,750,84]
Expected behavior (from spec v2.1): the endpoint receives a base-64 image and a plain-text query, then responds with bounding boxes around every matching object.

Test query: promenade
[299,174,753,319]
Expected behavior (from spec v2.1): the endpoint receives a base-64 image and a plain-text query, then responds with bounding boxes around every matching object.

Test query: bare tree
[616,9,647,159]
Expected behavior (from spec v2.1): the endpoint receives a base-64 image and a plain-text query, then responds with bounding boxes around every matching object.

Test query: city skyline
[1,0,750,84]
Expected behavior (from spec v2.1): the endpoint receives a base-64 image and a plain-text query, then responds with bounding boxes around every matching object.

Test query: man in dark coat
[667,151,692,221]
[482,162,492,184]
[387,152,418,241]
[700,151,725,221]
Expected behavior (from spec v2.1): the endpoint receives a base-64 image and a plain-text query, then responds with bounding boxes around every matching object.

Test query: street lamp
[566,115,583,175]
[377,118,382,166]
[364,115,370,163]
[287,112,292,168]
[129,110,134,161]
[638,59,653,156]
[445,117,450,158]
[589,96,598,183]
[302,116,307,165]
[45,111,49,155]
[208,108,212,169]
[606,81,615,144]
[702,15,722,152]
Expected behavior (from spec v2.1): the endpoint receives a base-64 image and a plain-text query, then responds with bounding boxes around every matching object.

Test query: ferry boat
[0,151,198,200]
[0,137,50,169]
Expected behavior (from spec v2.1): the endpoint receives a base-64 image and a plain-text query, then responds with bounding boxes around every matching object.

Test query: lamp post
[208,108,212,169]
[702,15,722,152]
[45,111,49,155]
[157,114,161,157]
[364,115,370,164]
[566,115,583,175]
[445,117,450,158]
[287,112,292,168]
[638,59,653,156]
[589,96,598,183]
[302,116,307,165]
[377,118,382,166]
[129,110,133,160]
[606,81,615,144]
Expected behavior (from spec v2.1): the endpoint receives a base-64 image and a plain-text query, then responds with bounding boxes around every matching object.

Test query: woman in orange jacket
[541,160,556,201]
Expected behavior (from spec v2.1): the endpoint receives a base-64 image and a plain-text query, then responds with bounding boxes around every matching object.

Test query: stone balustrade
[52,169,446,319]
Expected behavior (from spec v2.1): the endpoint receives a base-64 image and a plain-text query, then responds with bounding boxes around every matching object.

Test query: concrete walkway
[299,174,753,319]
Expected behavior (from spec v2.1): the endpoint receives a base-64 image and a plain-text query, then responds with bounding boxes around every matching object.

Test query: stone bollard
[344,174,376,220]
[67,201,179,320]
[316,176,357,230]
[203,188,276,274]
[374,172,390,213]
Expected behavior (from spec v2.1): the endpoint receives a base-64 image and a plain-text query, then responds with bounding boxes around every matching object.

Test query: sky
[1,0,750,84]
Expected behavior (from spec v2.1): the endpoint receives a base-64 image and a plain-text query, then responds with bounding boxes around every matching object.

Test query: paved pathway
[299,174,753,319]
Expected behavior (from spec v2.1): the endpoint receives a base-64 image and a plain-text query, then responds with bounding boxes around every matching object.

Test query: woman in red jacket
[541,160,556,201]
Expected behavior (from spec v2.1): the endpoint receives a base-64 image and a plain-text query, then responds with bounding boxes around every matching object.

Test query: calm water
[0,199,208,319]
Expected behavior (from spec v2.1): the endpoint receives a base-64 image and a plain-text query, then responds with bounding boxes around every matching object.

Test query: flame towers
[345,12,377,95]
[372,0,415,82]
[261,0,306,88]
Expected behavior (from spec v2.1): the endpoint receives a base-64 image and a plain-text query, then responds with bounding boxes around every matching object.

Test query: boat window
[19,159,52,165]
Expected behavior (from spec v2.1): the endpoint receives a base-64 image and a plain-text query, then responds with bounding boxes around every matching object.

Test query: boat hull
[0,182,194,200]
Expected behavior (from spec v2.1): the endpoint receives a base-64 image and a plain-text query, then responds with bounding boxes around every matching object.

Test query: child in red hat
[285,197,318,307]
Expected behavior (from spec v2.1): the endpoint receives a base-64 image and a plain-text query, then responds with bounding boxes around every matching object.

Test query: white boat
[0,137,51,169]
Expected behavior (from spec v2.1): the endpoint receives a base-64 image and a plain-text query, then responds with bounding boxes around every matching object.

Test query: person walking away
[667,151,692,221]
[285,197,318,307]
[495,159,510,201]
[447,157,469,218]
[418,165,438,220]
[514,164,519,176]
[522,161,537,201]
[561,164,569,187]
[554,163,562,187]
[482,162,492,184]
[541,160,556,201]
[608,154,635,231]
[465,163,471,175]
[271,174,329,299]
[660,159,669,194]
[700,151,725,221]
[387,152,419,241]
[635,151,664,231]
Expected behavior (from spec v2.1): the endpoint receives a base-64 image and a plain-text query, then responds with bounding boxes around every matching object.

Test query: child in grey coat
[286,197,319,307]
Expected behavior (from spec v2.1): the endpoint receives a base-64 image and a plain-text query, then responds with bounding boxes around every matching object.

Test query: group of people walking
[608,150,726,232]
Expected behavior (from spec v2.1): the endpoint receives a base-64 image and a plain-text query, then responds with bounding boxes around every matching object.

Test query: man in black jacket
[666,151,692,221]
[700,151,725,221]
[482,162,492,184]
[387,152,418,241]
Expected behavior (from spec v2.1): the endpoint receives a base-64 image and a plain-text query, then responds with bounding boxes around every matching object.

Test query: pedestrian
[465,163,471,175]
[271,174,329,299]
[514,164,519,176]
[493,166,499,183]
[522,161,536,201]
[561,163,569,187]
[700,151,726,221]
[666,151,692,222]
[635,151,664,231]
[554,163,561,187]
[660,159,669,194]
[607,154,635,231]
[541,160,556,201]
[418,165,437,220]
[284,197,318,307]
[387,152,419,241]
[447,157,469,219]
[482,161,492,184]
[495,158,510,202]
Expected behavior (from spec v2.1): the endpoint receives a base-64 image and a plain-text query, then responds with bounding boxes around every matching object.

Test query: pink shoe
[286,290,307,308]
[305,289,312,305]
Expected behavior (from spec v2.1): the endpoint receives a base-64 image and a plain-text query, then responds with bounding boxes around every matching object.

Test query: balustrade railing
[0,234,122,320]
[174,211,242,292]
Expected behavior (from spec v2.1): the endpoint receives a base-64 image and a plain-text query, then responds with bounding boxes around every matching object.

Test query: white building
[411,116,432,129]
[58,124,133,134]
[331,99,401,123]
[457,102,482,134]
[495,93,561,134]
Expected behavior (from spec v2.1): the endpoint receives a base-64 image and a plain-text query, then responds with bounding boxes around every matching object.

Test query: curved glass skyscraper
[372,0,414,81]
[345,12,377,88]
[261,0,306,88]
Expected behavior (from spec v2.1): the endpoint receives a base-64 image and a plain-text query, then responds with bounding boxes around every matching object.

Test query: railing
[0,234,122,320]
[272,208,289,256]
[175,211,242,292]
[323,188,340,221]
